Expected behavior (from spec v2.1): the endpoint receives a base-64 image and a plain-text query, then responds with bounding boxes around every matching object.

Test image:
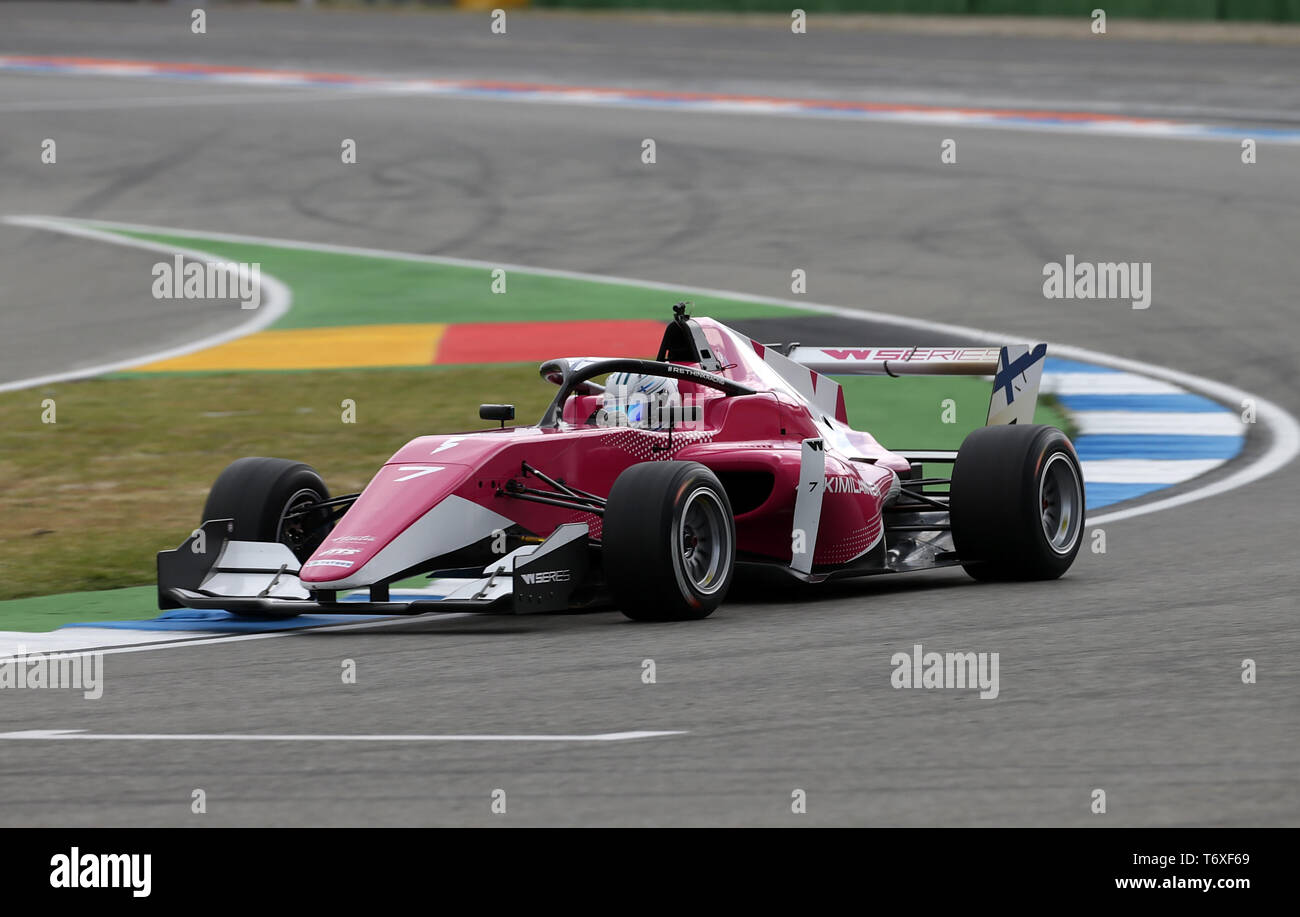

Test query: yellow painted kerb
[133,323,446,372]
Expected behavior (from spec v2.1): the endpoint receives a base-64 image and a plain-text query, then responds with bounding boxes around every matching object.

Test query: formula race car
[158,304,1083,621]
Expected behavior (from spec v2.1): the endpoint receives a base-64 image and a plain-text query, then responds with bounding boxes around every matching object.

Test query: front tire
[202,457,332,563]
[602,461,736,621]
[949,425,1084,581]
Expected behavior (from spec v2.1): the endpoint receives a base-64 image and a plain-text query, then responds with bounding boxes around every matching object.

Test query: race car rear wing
[784,344,1048,426]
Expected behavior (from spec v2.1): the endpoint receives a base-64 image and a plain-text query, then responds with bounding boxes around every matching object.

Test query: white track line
[4,216,1296,532]
[1041,372,1187,396]
[1071,411,1244,436]
[0,728,684,743]
[0,611,472,659]
[0,216,291,394]
[1080,459,1225,484]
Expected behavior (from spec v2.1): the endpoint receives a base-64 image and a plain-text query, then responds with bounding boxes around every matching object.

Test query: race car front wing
[157,519,593,617]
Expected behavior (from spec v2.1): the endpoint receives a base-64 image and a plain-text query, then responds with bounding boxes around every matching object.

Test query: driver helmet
[600,371,680,430]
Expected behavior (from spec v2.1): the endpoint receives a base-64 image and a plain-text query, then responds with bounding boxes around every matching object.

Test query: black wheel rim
[276,488,326,558]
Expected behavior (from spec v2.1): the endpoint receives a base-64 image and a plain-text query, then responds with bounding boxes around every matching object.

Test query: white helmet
[599,372,680,430]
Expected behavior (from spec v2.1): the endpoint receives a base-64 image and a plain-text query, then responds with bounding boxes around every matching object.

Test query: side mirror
[479,404,515,428]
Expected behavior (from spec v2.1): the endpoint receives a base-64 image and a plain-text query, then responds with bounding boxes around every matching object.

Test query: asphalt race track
[0,4,1297,826]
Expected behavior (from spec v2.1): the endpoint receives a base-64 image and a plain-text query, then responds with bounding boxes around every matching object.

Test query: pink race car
[158,304,1083,621]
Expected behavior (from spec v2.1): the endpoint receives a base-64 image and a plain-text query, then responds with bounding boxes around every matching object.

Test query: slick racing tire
[202,457,333,564]
[949,425,1085,582]
[603,461,736,621]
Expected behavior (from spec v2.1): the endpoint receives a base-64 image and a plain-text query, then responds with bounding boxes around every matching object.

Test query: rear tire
[949,425,1084,581]
[202,457,332,563]
[603,461,736,621]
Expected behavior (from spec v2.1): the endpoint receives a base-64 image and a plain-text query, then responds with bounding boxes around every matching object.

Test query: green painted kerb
[114,231,802,329]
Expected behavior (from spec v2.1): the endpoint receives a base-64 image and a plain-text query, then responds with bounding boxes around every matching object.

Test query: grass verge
[0,586,159,634]
[0,364,552,604]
